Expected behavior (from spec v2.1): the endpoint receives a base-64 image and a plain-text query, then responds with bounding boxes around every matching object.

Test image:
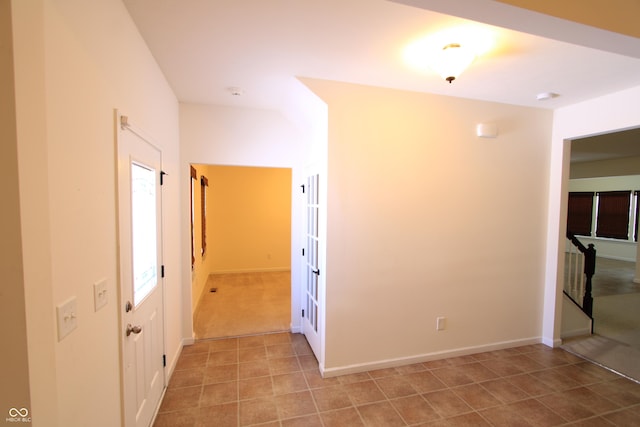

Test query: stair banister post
[582,243,596,317]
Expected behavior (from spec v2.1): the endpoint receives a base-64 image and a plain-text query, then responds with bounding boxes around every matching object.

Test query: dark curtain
[567,192,594,236]
[190,166,197,266]
[596,191,631,240]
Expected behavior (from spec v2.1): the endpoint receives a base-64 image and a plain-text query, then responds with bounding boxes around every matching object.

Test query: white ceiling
[123,0,640,113]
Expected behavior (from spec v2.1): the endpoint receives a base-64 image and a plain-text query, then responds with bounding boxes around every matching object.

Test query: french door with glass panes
[303,173,321,357]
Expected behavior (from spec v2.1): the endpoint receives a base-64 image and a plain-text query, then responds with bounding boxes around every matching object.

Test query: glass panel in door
[131,162,158,307]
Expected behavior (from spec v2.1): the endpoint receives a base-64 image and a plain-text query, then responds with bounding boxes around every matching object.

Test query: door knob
[126,324,142,336]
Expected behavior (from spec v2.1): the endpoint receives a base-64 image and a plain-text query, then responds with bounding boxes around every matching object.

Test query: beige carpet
[562,292,640,383]
[193,271,291,339]
[562,335,640,383]
[593,292,640,348]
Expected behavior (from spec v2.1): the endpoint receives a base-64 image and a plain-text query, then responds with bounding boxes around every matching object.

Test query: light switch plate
[93,279,108,311]
[57,296,78,341]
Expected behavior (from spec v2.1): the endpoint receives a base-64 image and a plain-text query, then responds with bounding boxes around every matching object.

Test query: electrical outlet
[94,279,108,311]
[57,297,78,341]
[436,316,446,331]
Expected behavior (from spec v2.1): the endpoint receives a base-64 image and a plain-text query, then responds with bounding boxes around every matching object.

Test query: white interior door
[303,173,321,357]
[117,115,165,427]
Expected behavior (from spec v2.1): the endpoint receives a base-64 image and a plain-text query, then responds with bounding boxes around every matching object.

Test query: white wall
[302,79,554,374]
[561,295,592,339]
[179,103,307,336]
[12,0,181,425]
[544,85,640,347]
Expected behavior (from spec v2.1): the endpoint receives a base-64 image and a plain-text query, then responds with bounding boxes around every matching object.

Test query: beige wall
[11,0,181,425]
[190,164,207,312]
[302,79,553,373]
[189,164,292,311]
[495,0,640,38]
[570,155,640,179]
[0,0,31,417]
[207,165,292,273]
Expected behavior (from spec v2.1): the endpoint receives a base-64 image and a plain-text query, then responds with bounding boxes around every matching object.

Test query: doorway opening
[190,164,292,339]
[561,126,640,380]
[116,115,165,427]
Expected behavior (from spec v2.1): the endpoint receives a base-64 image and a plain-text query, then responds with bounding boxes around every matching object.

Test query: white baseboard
[561,328,592,340]
[211,268,291,275]
[598,255,636,263]
[320,336,542,378]
[164,341,184,385]
[541,336,563,348]
[165,337,196,380]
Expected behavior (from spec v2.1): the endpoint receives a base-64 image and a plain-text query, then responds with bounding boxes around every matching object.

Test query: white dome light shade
[429,43,476,83]
[403,27,494,83]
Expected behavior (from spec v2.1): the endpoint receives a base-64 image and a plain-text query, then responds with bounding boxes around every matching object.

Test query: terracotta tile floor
[153,332,640,426]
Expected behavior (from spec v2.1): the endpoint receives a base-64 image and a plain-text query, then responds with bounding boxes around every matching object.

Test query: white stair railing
[565,241,585,303]
[565,232,596,317]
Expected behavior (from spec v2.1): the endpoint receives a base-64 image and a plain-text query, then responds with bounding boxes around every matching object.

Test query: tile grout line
[236,338,240,427]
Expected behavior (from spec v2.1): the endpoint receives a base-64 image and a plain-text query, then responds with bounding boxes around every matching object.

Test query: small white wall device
[476,123,498,138]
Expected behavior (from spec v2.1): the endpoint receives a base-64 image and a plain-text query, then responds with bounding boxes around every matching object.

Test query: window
[567,192,594,236]
[635,191,639,242]
[190,166,197,267]
[567,190,638,241]
[595,191,631,240]
[131,162,158,306]
[200,175,208,256]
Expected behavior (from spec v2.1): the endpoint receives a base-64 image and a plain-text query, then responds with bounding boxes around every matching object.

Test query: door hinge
[302,309,305,317]
[301,184,305,193]
[161,265,165,278]
[160,171,167,185]
[162,354,166,367]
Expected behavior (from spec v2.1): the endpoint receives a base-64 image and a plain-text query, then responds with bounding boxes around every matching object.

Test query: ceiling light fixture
[227,86,244,96]
[536,92,560,101]
[429,43,476,84]
[404,27,494,84]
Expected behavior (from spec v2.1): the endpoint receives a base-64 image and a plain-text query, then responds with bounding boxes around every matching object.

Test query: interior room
[190,164,293,339]
[559,129,640,382]
[4,1,640,426]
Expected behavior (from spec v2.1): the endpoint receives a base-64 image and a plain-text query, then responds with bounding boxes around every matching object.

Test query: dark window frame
[190,166,197,267]
[200,175,208,256]
[595,191,631,240]
[567,192,594,236]
[635,191,639,242]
